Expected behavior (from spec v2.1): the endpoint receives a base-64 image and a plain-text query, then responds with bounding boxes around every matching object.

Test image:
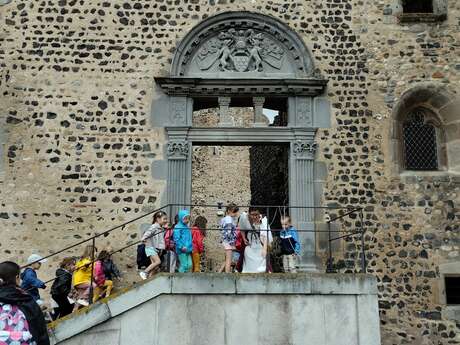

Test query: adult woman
[240,208,271,273]
[0,261,50,345]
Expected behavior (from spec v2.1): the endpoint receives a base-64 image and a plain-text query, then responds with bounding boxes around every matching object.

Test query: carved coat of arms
[196,29,285,72]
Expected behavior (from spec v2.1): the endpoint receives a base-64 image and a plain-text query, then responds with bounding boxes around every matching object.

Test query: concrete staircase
[48,273,381,345]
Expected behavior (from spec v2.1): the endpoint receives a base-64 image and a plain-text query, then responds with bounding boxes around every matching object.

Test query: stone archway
[153,11,331,271]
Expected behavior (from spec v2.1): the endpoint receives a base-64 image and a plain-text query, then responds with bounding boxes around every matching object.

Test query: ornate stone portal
[153,11,331,272]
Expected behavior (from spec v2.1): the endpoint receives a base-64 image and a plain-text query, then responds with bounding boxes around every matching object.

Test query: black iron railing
[20,203,366,307]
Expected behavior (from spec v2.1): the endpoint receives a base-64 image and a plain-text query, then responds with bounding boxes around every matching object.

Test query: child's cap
[27,254,47,265]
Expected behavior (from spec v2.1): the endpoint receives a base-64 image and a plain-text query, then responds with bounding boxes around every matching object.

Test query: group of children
[15,207,300,322]
[138,210,207,278]
[138,206,301,277]
[20,246,121,320]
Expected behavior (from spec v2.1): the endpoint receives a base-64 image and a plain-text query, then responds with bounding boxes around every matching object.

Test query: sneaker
[139,271,148,280]
[77,299,89,307]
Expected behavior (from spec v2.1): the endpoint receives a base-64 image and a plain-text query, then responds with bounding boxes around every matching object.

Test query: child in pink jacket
[93,250,113,302]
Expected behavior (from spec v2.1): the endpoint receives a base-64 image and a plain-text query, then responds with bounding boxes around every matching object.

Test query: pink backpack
[0,302,34,344]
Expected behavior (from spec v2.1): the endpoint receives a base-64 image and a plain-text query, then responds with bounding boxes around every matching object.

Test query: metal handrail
[20,203,367,306]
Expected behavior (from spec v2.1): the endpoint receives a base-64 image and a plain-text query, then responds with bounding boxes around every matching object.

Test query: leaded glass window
[402,108,439,171]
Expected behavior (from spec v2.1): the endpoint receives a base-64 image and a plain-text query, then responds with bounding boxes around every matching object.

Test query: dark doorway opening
[250,144,289,230]
[445,276,460,305]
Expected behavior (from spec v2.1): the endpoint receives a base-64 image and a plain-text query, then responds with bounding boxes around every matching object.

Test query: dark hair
[226,203,239,214]
[0,261,20,286]
[153,211,167,224]
[194,215,207,228]
[97,250,110,261]
[59,257,75,269]
[248,207,261,214]
[194,216,208,236]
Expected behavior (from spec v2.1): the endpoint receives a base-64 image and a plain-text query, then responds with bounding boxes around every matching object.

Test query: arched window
[402,107,440,171]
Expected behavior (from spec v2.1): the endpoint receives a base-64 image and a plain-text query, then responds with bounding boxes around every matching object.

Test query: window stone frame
[439,262,460,323]
[383,0,448,24]
[390,84,460,179]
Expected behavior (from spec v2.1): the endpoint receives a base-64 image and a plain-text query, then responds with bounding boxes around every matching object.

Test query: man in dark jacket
[0,261,50,345]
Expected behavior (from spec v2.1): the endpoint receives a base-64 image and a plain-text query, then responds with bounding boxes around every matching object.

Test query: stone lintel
[182,127,316,144]
[155,77,328,97]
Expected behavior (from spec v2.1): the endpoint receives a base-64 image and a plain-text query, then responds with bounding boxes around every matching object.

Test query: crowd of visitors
[0,205,300,344]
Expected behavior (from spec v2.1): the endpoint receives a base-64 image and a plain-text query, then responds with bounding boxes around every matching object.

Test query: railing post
[359,209,366,273]
[266,206,270,273]
[89,237,96,305]
[326,221,333,273]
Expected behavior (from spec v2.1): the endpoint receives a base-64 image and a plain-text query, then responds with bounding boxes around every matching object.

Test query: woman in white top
[240,208,272,273]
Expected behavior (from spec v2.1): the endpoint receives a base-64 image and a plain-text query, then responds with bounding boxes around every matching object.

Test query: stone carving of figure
[248,32,264,72]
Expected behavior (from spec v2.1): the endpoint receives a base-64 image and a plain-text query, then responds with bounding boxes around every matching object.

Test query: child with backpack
[0,261,50,345]
[50,257,75,319]
[139,211,168,280]
[93,250,113,302]
[101,247,122,282]
[162,216,178,273]
[20,254,47,304]
[191,216,207,272]
[280,216,301,273]
[72,245,97,309]
[220,203,240,273]
[173,210,193,273]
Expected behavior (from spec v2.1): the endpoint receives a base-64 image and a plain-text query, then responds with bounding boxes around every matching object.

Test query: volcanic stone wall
[0,0,459,344]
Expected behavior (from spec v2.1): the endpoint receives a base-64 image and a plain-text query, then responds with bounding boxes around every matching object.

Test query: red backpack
[164,227,175,251]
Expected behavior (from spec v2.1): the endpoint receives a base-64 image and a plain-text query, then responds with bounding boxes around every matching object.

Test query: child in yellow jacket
[72,245,97,309]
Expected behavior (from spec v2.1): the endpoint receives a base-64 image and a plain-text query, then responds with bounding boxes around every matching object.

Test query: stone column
[290,140,320,272]
[166,138,191,217]
[253,96,266,127]
[218,96,233,126]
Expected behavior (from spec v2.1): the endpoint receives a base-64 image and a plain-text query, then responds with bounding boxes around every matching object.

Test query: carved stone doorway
[152,12,331,271]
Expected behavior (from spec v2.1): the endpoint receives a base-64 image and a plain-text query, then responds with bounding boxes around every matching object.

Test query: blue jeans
[177,253,192,273]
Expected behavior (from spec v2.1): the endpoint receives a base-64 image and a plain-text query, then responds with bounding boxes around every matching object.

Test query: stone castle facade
[0,0,459,344]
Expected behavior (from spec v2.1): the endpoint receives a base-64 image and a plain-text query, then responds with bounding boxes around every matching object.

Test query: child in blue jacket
[280,216,301,273]
[173,210,193,273]
[20,254,47,303]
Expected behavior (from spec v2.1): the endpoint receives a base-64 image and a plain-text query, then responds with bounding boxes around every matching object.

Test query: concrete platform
[48,273,381,345]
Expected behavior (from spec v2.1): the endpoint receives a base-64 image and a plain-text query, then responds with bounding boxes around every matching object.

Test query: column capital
[167,139,190,160]
[253,96,265,107]
[218,96,231,106]
[293,140,317,159]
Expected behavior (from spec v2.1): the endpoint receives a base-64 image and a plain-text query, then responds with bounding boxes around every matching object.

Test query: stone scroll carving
[293,140,317,160]
[167,140,190,160]
[196,29,285,73]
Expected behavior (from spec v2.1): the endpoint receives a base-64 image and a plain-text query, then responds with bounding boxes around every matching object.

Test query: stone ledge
[48,273,378,344]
